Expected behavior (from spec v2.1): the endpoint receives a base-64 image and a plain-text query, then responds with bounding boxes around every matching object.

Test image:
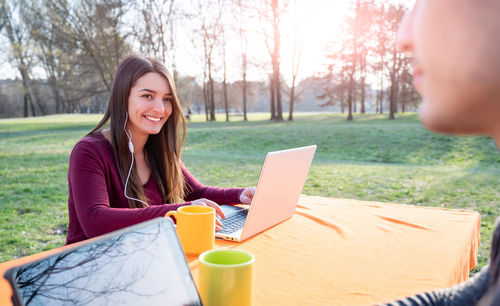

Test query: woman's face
[126,72,173,140]
[397,0,500,135]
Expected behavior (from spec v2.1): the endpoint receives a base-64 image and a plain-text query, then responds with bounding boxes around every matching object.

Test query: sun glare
[176,0,352,85]
[280,0,351,84]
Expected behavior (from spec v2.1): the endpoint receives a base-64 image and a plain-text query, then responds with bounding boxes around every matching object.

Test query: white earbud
[128,140,134,153]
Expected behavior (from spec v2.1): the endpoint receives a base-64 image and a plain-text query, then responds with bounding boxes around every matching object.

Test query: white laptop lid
[239,145,317,241]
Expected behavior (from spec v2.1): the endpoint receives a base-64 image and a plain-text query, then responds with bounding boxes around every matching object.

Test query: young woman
[66,55,255,245]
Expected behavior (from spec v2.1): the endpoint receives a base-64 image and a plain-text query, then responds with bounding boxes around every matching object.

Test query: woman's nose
[152,98,165,113]
[397,9,414,54]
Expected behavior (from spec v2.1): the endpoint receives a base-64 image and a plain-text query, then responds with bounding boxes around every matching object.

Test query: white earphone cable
[123,113,149,207]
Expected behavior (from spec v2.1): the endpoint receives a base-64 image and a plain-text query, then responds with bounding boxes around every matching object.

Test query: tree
[358,46,368,114]
[255,0,289,121]
[133,0,175,67]
[193,0,222,121]
[371,2,391,114]
[0,0,39,117]
[386,3,406,120]
[317,0,411,119]
[221,25,230,121]
[237,0,249,121]
[316,42,349,113]
[21,0,68,113]
[47,0,130,92]
[345,0,374,120]
[398,56,419,112]
[176,75,203,113]
[344,0,362,121]
[287,0,306,121]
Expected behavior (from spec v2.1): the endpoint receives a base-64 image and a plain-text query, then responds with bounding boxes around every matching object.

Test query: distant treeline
[0,0,417,120]
[0,76,419,118]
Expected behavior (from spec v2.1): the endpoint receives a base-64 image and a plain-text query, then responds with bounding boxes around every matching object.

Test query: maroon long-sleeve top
[66,132,244,245]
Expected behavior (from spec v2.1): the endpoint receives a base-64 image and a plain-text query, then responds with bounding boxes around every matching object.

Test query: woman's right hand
[191,198,226,231]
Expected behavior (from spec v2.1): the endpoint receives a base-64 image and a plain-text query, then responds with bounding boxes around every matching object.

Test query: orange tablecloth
[187,195,481,305]
[0,195,480,305]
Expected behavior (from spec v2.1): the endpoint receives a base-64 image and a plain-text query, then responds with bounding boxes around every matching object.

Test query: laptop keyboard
[219,209,249,234]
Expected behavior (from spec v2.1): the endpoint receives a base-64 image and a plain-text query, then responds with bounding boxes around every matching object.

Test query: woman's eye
[163,97,173,103]
[142,94,153,100]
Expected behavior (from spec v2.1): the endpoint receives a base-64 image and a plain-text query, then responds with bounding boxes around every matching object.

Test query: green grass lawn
[1,113,499,273]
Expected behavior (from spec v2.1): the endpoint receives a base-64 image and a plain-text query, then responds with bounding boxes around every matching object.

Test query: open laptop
[4,218,201,306]
[217,145,317,242]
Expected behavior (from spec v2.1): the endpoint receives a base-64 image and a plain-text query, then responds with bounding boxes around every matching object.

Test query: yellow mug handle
[165,211,178,226]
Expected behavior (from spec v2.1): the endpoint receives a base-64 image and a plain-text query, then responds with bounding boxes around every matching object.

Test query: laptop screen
[6,218,201,306]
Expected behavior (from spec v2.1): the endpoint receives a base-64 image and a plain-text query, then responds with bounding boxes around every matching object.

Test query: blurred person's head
[397,0,500,142]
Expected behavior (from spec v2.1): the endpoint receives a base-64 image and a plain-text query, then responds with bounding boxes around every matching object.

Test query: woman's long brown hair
[88,55,186,208]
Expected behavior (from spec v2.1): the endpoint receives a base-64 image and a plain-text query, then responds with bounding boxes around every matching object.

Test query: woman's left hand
[239,186,256,204]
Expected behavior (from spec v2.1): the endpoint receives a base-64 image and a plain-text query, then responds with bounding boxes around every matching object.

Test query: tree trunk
[239,0,248,121]
[223,77,229,122]
[272,0,283,121]
[401,88,407,113]
[340,88,345,114]
[207,56,216,121]
[242,75,248,121]
[377,75,384,114]
[23,95,29,117]
[30,82,48,115]
[202,58,209,121]
[270,76,276,120]
[209,75,215,121]
[389,41,402,120]
[353,91,357,113]
[388,75,396,120]
[20,69,35,117]
[288,83,295,121]
[203,81,209,121]
[222,33,229,121]
[49,76,62,113]
[347,55,356,121]
[380,93,384,114]
[29,97,37,116]
[360,80,366,114]
[220,26,229,121]
[347,76,354,121]
[170,20,178,82]
[347,0,361,121]
[275,71,283,121]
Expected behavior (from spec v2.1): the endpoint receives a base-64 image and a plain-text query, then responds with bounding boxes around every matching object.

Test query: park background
[0,0,499,275]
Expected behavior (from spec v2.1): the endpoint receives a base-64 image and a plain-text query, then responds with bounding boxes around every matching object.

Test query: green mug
[198,249,255,306]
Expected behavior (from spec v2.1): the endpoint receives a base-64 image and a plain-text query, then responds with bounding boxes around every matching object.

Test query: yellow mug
[198,249,255,306]
[165,205,215,255]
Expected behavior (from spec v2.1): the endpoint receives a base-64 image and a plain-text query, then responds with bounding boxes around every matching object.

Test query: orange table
[0,196,480,305]
[187,195,480,305]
